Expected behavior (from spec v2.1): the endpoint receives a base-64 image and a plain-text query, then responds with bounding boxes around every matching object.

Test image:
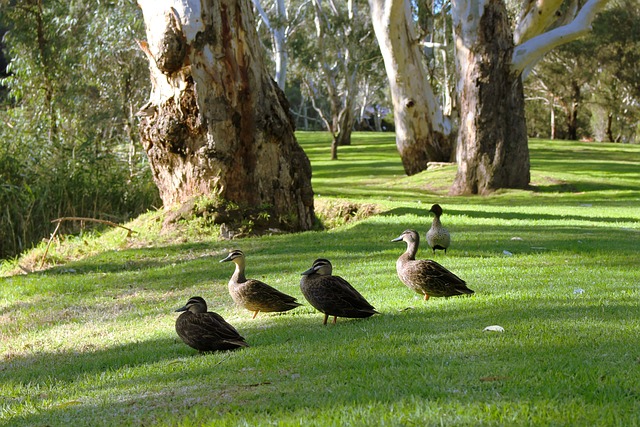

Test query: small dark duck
[220,249,302,318]
[300,258,379,325]
[392,229,473,300]
[426,204,451,254]
[175,296,249,352]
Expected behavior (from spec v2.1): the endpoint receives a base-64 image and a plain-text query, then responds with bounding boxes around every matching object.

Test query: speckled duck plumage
[220,250,302,318]
[175,296,249,352]
[426,204,451,254]
[392,229,473,300]
[300,258,378,325]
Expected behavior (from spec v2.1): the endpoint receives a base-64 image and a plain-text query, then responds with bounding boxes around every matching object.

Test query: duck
[300,258,379,325]
[426,203,451,254]
[174,296,249,352]
[392,229,473,300]
[220,249,302,318]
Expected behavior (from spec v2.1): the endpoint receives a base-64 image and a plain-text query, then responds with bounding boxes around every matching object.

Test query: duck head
[176,296,208,314]
[301,258,333,276]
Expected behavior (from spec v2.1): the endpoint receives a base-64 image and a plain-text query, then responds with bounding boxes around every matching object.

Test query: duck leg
[252,310,259,319]
[424,293,430,301]
[332,316,337,324]
[323,313,329,325]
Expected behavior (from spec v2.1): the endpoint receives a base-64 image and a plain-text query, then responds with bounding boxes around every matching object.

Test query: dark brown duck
[300,258,378,325]
[175,296,248,352]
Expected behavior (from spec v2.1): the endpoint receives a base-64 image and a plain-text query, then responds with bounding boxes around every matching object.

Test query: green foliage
[1,133,639,426]
[0,0,160,259]
[525,0,640,143]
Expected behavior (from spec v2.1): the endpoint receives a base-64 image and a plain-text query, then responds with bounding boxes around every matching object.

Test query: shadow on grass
[4,294,639,426]
[19,208,638,286]
[382,206,640,226]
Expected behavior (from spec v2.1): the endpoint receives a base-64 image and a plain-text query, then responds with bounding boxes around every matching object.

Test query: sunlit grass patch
[1,133,639,426]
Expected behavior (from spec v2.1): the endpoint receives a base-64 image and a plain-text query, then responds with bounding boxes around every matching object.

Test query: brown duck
[426,204,451,254]
[392,229,473,300]
[220,250,302,318]
[175,296,249,352]
[300,258,379,325]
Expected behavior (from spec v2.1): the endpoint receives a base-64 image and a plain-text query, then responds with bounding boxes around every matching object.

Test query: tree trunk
[567,80,581,140]
[550,99,556,140]
[137,0,314,232]
[606,113,614,142]
[450,0,530,195]
[369,0,454,176]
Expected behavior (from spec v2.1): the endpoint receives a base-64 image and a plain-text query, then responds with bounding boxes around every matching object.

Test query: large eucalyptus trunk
[450,0,530,194]
[137,0,314,231]
[369,0,454,176]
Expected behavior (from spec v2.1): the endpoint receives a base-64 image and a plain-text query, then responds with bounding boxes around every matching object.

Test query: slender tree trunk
[550,101,556,140]
[606,113,614,142]
[369,0,454,176]
[252,0,288,89]
[567,80,581,140]
[137,0,314,231]
[450,0,530,195]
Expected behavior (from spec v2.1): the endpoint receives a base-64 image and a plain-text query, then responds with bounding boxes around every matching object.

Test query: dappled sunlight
[2,134,639,426]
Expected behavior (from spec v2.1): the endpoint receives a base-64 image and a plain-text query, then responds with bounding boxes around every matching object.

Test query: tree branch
[252,0,272,30]
[511,0,610,77]
[514,0,564,45]
[39,217,136,269]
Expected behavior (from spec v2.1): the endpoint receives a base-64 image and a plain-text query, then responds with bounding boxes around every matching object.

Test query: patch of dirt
[314,199,381,229]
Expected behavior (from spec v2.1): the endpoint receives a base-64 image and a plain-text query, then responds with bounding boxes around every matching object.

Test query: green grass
[1,133,640,426]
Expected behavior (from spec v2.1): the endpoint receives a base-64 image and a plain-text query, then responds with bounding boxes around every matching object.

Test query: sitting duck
[175,296,249,352]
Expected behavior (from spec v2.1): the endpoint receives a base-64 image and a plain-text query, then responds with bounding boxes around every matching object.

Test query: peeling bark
[137,0,314,232]
[451,0,530,195]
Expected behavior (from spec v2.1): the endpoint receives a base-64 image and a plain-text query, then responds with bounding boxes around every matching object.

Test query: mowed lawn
[1,133,639,426]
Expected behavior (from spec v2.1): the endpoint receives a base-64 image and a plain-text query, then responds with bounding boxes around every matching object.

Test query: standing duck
[300,258,379,325]
[220,250,302,318]
[175,296,249,352]
[426,204,451,254]
[392,229,473,300]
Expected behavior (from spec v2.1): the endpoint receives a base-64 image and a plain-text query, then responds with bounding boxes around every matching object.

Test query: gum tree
[136,0,314,231]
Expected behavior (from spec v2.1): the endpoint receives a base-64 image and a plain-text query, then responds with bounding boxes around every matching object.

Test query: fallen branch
[39,217,136,269]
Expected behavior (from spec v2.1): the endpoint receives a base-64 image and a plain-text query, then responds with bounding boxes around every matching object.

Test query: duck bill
[391,235,404,242]
[219,254,233,263]
[175,305,188,312]
[300,267,316,276]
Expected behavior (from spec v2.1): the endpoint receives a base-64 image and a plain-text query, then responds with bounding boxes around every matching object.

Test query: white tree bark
[252,0,289,89]
[369,0,454,174]
[512,0,611,77]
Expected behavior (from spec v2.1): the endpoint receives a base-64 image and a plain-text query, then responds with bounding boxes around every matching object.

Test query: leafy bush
[0,0,160,259]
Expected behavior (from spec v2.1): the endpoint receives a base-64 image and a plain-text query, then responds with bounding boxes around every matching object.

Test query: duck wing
[307,275,377,317]
[235,279,302,311]
[408,259,473,297]
[177,312,248,350]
